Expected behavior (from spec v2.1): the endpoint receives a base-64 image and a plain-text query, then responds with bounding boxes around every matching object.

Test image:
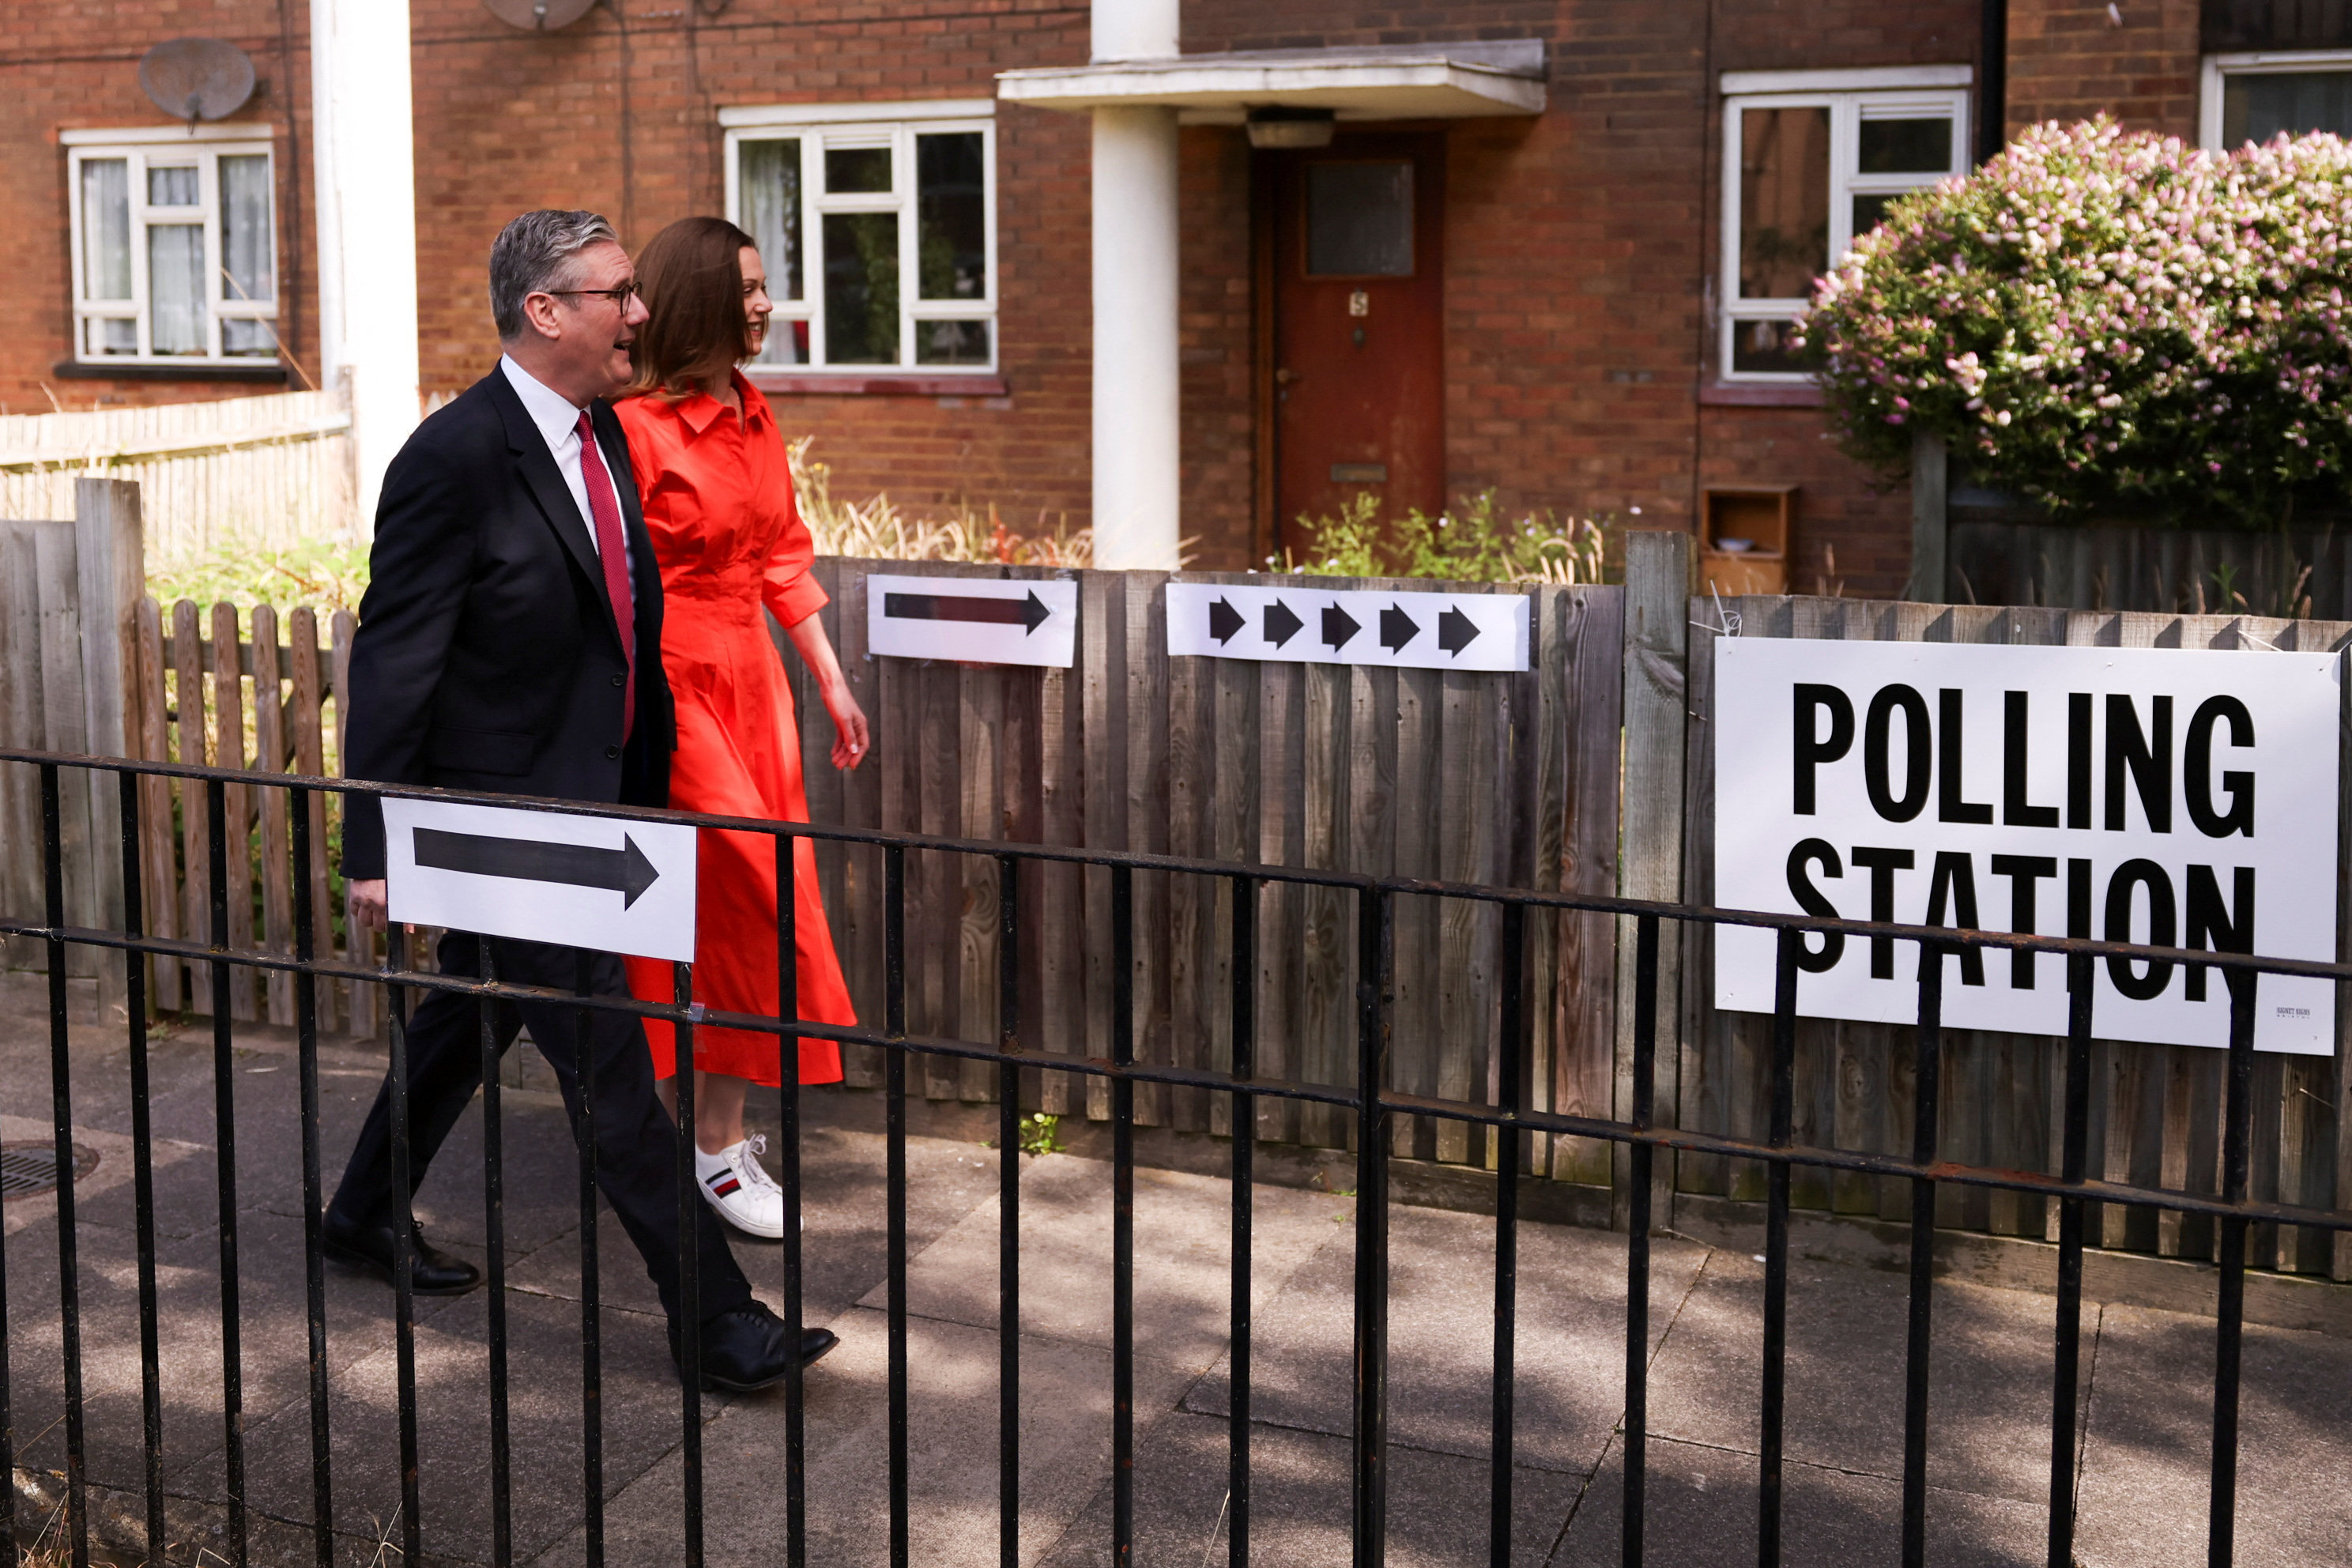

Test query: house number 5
[1348,290,1370,317]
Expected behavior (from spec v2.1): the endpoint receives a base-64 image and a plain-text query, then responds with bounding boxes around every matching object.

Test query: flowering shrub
[1802,118,2352,526]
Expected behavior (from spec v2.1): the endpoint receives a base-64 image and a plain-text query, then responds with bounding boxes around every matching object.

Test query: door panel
[1268,134,1446,557]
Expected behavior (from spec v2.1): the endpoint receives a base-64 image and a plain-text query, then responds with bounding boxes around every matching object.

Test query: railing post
[1616,530,1690,1231]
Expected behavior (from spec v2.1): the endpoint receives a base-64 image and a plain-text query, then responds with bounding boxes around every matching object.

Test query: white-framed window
[718,100,997,375]
[2200,51,2352,149]
[1718,68,1970,383]
[64,127,279,366]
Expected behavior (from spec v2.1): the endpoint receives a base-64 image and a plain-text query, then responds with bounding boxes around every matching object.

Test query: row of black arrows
[1207,595,1483,656]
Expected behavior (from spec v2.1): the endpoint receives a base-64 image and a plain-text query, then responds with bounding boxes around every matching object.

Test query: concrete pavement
[4,1009,2349,1566]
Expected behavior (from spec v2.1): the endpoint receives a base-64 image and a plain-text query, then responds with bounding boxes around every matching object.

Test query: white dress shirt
[499,354,630,573]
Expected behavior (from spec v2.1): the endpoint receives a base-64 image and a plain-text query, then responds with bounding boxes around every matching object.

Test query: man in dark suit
[326,209,831,1391]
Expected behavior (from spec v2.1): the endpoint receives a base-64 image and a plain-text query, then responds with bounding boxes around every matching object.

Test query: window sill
[1698,380,1823,408]
[747,370,1010,398]
[54,360,290,384]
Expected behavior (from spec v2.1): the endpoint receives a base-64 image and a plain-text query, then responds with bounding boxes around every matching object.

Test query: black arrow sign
[1264,599,1303,649]
[1208,596,1245,644]
[1321,603,1361,651]
[413,827,662,909]
[1438,605,1482,656]
[1379,603,1421,653]
[883,589,1051,635]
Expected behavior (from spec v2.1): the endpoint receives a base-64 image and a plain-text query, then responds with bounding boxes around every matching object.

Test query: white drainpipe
[310,0,422,528]
[1089,0,1182,570]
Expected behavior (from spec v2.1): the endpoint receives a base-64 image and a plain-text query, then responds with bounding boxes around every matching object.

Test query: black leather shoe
[320,1213,483,1296]
[674,1303,839,1393]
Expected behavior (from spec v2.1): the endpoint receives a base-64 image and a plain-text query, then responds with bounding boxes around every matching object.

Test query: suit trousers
[327,930,755,1326]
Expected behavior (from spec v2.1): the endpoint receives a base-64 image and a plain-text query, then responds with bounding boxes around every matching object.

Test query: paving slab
[503,1119,1009,1323]
[1182,1201,1714,1476]
[1642,1250,2084,1506]
[869,1152,1355,1372]
[1547,1433,2049,1568]
[2072,1302,2352,1567]
[1035,1408,1589,1568]
[553,1305,1201,1567]
[225,1283,689,1565]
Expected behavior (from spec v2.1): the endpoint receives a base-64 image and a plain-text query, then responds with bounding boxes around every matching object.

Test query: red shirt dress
[616,375,853,1085]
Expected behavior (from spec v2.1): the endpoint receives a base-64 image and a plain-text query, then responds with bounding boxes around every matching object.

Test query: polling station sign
[1713,638,2341,1054]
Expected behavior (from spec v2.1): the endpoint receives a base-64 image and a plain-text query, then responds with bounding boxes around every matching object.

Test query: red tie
[575,411,635,740]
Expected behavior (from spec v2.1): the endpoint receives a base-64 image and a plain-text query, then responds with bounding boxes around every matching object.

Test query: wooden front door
[1265,133,1446,560]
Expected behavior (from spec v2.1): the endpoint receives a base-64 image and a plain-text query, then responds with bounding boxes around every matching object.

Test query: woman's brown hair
[625,216,760,399]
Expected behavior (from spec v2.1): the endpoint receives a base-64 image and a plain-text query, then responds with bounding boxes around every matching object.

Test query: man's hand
[349,878,389,930]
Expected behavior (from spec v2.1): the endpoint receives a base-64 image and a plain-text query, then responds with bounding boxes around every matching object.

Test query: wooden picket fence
[122,595,380,1038]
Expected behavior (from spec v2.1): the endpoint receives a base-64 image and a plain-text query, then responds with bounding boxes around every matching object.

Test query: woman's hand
[822,680,869,771]
[785,609,870,771]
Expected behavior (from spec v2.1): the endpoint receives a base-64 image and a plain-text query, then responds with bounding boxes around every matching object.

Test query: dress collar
[674,370,770,436]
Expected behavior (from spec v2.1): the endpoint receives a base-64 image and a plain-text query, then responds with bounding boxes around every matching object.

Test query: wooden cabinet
[1698,484,1796,596]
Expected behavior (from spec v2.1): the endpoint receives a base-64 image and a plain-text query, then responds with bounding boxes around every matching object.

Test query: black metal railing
[2,747,2348,1568]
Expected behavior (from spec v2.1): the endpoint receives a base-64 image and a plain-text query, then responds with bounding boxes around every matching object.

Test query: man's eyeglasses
[543,282,643,307]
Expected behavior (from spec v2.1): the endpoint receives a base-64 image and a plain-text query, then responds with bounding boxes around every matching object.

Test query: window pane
[1731,317,1808,375]
[1856,116,1951,174]
[739,138,804,310]
[222,319,274,357]
[915,318,990,366]
[149,224,208,354]
[148,164,199,206]
[1852,192,1896,238]
[823,212,899,364]
[917,133,986,301]
[825,145,891,194]
[220,155,273,303]
[1304,162,1414,277]
[1739,106,1830,299]
[85,318,137,356]
[80,160,131,300]
[2222,70,2352,146]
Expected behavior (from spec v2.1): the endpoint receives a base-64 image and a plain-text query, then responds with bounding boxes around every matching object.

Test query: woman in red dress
[616,216,867,1238]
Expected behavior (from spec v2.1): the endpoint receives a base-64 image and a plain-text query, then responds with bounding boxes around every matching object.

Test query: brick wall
[0,2,315,410]
[405,0,1099,536]
[1,0,2207,595]
[1183,0,1981,596]
[2006,0,2202,141]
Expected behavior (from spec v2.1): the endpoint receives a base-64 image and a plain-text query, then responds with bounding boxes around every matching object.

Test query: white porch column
[1089,0,1182,569]
[310,0,421,526]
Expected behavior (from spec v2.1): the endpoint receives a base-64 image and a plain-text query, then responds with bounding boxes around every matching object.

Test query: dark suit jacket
[340,368,675,880]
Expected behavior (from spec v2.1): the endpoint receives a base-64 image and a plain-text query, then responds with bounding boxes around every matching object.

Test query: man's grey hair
[488,209,619,340]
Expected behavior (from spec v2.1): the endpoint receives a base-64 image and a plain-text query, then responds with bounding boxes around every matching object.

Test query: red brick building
[5,1,2346,592]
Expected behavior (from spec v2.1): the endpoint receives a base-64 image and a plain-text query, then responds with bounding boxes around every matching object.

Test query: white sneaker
[695,1136,786,1239]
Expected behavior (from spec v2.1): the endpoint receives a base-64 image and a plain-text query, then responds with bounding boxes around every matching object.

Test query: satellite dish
[139,38,257,124]
[482,0,601,28]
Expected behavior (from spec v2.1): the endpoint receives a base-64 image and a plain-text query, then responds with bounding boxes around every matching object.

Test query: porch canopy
[995,40,1547,121]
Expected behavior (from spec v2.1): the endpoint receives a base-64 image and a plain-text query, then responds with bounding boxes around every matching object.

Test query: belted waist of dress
[662,587,772,617]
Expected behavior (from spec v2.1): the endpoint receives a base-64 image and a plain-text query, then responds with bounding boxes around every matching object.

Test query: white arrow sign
[1165,582,1530,672]
[381,798,699,963]
[866,574,1078,667]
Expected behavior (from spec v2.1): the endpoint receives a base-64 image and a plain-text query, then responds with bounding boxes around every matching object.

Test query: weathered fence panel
[0,388,357,559]
[1672,590,2352,1280]
[784,558,1626,1179]
[0,478,145,1024]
